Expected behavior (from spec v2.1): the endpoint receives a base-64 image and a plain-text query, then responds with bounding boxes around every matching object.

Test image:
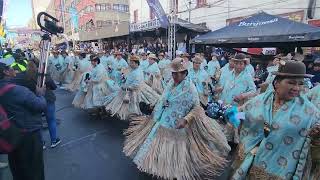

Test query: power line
[184,0,292,20]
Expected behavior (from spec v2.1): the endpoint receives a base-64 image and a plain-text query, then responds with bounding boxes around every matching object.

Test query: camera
[37,12,64,35]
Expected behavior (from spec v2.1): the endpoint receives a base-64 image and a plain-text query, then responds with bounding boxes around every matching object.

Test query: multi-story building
[46,0,130,42]
[130,0,320,31]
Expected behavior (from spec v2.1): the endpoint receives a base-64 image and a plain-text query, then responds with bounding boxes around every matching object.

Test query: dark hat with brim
[232,53,246,61]
[272,60,313,78]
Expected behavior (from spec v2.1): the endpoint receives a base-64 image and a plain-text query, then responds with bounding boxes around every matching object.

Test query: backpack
[0,84,25,154]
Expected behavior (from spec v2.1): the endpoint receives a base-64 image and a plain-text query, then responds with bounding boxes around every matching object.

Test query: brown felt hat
[232,53,247,61]
[129,55,140,62]
[272,60,313,78]
[148,53,158,60]
[192,56,203,63]
[170,58,188,72]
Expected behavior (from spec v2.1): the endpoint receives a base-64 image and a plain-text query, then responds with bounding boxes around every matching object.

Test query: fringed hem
[105,90,142,120]
[140,83,160,106]
[123,108,230,180]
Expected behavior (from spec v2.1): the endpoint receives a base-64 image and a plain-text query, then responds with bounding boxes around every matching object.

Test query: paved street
[0,89,230,180]
[1,89,152,180]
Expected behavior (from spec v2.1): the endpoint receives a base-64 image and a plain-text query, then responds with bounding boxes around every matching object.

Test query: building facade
[130,0,320,31]
[46,0,130,42]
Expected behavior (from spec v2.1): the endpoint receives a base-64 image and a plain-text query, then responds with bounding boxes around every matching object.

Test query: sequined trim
[248,166,285,180]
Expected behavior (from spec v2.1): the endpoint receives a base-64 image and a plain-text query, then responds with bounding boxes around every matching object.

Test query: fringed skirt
[65,71,82,92]
[104,89,142,120]
[147,75,164,94]
[140,83,160,106]
[72,91,86,108]
[123,109,230,180]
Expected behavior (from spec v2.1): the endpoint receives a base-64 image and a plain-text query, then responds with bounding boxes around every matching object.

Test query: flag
[0,24,5,37]
[146,0,169,28]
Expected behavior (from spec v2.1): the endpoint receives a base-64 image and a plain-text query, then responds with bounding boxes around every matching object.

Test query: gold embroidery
[248,166,285,180]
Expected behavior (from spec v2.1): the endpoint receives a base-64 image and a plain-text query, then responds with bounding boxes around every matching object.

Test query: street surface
[0,89,230,180]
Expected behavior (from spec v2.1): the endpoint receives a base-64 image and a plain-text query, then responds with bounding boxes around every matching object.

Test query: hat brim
[232,58,246,61]
[272,72,314,78]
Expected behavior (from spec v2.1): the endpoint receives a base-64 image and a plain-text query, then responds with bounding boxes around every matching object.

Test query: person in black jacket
[0,62,46,180]
[13,60,61,148]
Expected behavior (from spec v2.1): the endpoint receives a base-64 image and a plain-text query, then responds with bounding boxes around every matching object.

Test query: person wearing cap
[104,55,159,120]
[10,52,28,73]
[139,52,149,72]
[188,56,211,106]
[0,62,47,180]
[109,51,128,85]
[311,58,320,86]
[123,57,230,180]
[65,52,92,92]
[206,53,221,78]
[231,60,320,180]
[144,53,163,93]
[48,50,66,86]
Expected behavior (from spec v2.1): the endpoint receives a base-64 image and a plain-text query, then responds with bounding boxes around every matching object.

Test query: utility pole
[31,0,37,29]
[168,0,177,59]
[60,0,66,31]
[188,0,191,22]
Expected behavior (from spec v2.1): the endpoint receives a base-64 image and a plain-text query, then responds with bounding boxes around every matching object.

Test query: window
[134,10,138,23]
[150,8,155,20]
[105,3,111,10]
[113,4,119,11]
[97,20,103,27]
[196,0,206,7]
[101,3,106,11]
[103,20,112,26]
[89,6,94,12]
[95,4,101,11]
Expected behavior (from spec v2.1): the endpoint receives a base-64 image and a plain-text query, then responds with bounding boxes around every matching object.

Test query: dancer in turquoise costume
[218,53,256,106]
[232,61,320,180]
[158,52,171,89]
[306,85,320,110]
[216,53,256,143]
[206,53,221,78]
[109,51,128,85]
[188,56,210,106]
[139,52,149,72]
[144,53,163,94]
[62,50,75,85]
[123,58,230,180]
[219,58,235,87]
[66,52,92,92]
[49,50,67,85]
[104,55,160,120]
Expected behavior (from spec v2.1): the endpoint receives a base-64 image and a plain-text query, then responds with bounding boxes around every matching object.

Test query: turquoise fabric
[133,78,200,164]
[232,91,320,179]
[188,68,209,100]
[144,62,160,82]
[158,58,171,69]
[139,59,149,71]
[109,58,128,85]
[219,63,233,87]
[207,60,220,77]
[220,70,256,105]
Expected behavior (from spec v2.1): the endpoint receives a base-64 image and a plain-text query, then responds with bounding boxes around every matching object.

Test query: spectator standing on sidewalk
[0,62,46,180]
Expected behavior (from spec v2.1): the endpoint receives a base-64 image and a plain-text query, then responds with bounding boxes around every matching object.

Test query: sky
[6,0,33,27]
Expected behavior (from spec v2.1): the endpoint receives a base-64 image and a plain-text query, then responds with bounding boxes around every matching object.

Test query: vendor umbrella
[191,12,320,48]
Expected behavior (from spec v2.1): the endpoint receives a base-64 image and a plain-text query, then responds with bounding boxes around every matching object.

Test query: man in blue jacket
[0,62,46,180]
